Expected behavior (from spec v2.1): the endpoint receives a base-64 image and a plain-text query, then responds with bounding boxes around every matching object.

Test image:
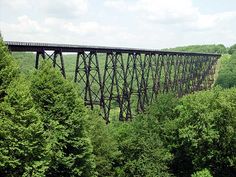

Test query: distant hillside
[164,44,227,54]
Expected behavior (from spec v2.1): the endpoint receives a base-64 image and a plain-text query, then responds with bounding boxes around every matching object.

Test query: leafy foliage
[30,61,96,176]
[228,44,236,55]
[111,94,177,177]
[0,39,47,176]
[165,88,236,177]
[0,38,18,100]
[86,109,122,177]
[0,78,47,176]
[191,169,213,177]
[216,53,236,88]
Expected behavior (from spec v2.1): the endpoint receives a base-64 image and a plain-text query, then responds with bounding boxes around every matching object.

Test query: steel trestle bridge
[6,41,221,123]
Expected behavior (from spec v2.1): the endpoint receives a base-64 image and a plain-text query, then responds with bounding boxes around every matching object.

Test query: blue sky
[0,0,236,48]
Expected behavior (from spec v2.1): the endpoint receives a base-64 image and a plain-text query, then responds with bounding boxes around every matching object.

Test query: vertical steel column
[84,52,103,109]
[52,50,66,78]
[150,54,158,103]
[74,52,87,97]
[35,49,66,78]
[59,51,66,78]
[172,55,180,93]
[142,53,152,106]
[131,53,144,112]
[113,53,126,121]
[102,52,116,123]
[122,53,135,120]
[155,54,164,98]
[35,50,45,69]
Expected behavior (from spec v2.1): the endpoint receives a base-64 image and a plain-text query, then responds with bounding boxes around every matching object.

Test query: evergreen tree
[0,40,47,176]
[30,61,96,176]
[0,38,18,101]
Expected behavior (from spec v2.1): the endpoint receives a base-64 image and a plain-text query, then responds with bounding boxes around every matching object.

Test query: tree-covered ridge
[164,44,227,54]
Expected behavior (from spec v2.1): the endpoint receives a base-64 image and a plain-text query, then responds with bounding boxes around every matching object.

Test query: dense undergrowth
[0,39,235,176]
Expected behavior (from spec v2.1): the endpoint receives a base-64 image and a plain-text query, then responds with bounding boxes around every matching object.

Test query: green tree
[30,61,96,176]
[228,44,236,54]
[0,38,18,101]
[112,94,176,177]
[0,39,47,176]
[169,88,236,177]
[215,53,236,88]
[87,109,122,177]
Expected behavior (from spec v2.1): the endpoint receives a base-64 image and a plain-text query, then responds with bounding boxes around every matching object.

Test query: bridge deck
[5,41,221,57]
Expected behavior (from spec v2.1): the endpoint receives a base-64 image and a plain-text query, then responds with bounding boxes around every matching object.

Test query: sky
[0,0,236,49]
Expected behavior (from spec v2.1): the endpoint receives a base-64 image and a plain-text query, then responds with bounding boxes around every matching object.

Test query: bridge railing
[6,41,221,122]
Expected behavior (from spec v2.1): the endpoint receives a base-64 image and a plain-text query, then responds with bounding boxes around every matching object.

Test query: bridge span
[5,41,221,122]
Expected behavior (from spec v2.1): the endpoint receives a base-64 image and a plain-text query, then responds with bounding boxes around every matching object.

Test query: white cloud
[104,0,236,47]
[105,0,199,23]
[189,11,236,31]
[1,16,48,34]
[1,0,30,9]
[104,0,126,8]
[1,0,236,48]
[43,17,116,36]
[63,22,113,35]
[0,15,136,46]
[1,0,88,18]
[41,0,88,17]
[132,0,199,23]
